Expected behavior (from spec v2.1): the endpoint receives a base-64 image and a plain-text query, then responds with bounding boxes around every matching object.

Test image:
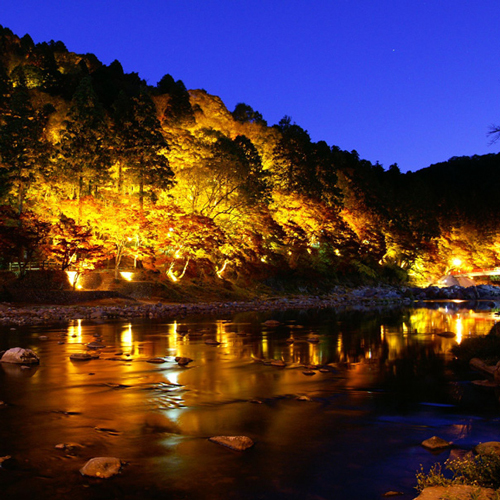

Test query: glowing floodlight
[120,272,134,281]
[66,271,82,289]
[452,258,462,268]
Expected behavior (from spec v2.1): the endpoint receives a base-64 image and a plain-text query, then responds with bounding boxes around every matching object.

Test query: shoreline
[1,284,499,326]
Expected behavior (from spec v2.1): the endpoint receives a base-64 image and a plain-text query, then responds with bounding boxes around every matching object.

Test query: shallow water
[0,304,499,500]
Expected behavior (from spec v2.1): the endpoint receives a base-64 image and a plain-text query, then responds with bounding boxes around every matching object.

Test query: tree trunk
[139,172,144,211]
[77,176,83,223]
[114,242,124,279]
[117,162,123,194]
[17,179,24,216]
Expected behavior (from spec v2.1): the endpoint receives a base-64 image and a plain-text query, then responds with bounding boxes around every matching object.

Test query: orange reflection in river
[1,305,499,500]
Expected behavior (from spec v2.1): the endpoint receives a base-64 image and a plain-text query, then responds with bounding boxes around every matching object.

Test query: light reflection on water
[0,304,499,500]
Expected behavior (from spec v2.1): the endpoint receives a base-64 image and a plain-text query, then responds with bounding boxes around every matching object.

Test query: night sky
[2,0,500,172]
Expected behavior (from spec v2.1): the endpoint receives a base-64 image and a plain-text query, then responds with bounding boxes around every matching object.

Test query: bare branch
[487,124,500,146]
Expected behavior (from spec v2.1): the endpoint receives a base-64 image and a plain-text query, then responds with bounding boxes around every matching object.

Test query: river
[0,302,499,500]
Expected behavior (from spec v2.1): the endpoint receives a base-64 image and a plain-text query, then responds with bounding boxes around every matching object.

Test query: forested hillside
[0,26,498,291]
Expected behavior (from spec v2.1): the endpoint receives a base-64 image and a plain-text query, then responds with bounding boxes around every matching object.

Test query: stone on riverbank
[0,347,39,365]
[80,456,122,478]
[208,436,254,451]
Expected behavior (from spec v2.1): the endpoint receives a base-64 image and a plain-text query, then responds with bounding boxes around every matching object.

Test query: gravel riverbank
[0,284,499,326]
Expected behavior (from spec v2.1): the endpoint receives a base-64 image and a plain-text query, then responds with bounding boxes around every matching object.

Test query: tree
[61,196,153,279]
[172,131,269,222]
[232,103,267,126]
[0,207,51,276]
[155,74,194,125]
[0,58,11,112]
[55,75,111,203]
[50,214,105,272]
[111,90,174,208]
[147,205,225,281]
[488,125,500,145]
[0,73,52,214]
[271,116,314,195]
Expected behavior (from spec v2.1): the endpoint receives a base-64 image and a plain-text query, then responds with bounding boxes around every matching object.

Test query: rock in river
[208,436,254,451]
[70,353,92,361]
[87,341,105,349]
[147,357,166,364]
[307,334,320,343]
[175,356,193,366]
[0,347,40,365]
[80,457,122,478]
[262,320,280,327]
[205,339,221,346]
[421,436,451,450]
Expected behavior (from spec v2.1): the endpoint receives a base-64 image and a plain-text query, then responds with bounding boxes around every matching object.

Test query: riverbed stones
[208,436,254,451]
[0,285,491,327]
[421,436,451,450]
[80,456,122,478]
[0,347,40,365]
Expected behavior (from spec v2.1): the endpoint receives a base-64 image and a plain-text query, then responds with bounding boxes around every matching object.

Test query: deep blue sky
[2,0,500,172]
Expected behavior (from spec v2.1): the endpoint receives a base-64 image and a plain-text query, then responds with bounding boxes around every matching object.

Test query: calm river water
[1,302,499,500]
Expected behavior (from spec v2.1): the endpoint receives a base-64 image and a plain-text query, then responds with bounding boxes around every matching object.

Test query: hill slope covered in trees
[0,25,498,293]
